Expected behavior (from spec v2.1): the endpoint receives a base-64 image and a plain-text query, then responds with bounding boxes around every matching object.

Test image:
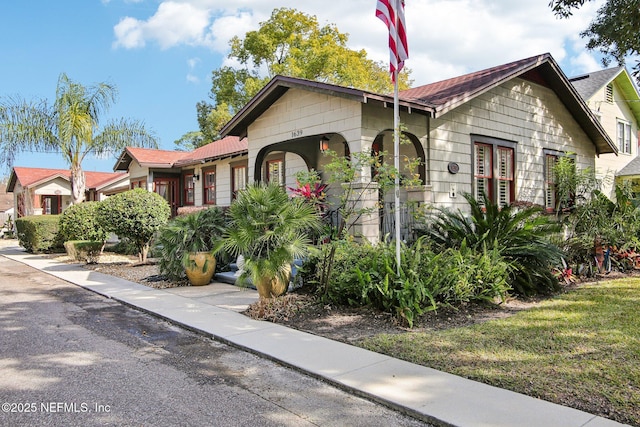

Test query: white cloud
[113,1,212,50]
[186,57,201,83]
[187,57,200,69]
[113,16,145,49]
[111,0,608,84]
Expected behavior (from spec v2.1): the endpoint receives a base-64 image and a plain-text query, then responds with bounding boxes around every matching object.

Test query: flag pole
[393,5,401,275]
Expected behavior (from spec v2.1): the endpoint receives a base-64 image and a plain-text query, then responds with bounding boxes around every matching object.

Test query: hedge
[15,215,64,253]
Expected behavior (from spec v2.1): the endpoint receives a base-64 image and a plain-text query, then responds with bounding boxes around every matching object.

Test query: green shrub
[64,240,103,263]
[424,193,563,296]
[319,239,382,305]
[105,238,139,256]
[59,202,107,242]
[320,237,512,327]
[97,189,171,263]
[15,215,64,253]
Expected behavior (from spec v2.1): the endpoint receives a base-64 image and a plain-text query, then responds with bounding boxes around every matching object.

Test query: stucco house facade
[113,53,615,241]
[569,67,640,199]
[6,167,129,217]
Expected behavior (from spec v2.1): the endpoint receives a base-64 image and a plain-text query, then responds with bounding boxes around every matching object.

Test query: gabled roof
[114,147,188,171]
[616,155,640,177]
[569,67,640,126]
[7,167,127,192]
[221,75,432,139]
[114,137,248,171]
[174,136,247,167]
[221,53,616,155]
[92,172,130,190]
[570,67,623,99]
[400,54,549,114]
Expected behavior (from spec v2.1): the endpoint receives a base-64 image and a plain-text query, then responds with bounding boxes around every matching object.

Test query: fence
[380,202,423,244]
[321,203,423,243]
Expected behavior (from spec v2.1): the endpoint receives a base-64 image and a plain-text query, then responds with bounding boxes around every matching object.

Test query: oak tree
[550,0,640,80]
[191,7,412,145]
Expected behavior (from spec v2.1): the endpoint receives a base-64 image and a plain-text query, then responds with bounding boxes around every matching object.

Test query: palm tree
[222,182,322,298]
[0,73,157,204]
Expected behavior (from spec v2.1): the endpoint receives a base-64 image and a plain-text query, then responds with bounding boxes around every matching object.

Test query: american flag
[375,0,408,81]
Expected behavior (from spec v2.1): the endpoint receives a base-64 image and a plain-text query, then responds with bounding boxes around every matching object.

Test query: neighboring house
[113,137,248,217]
[569,67,640,199]
[117,53,615,242]
[0,183,13,226]
[6,167,130,217]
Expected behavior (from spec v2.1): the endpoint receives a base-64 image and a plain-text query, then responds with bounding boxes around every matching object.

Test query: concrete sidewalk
[1,245,628,427]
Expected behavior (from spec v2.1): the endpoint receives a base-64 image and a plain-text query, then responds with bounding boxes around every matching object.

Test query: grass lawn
[360,278,640,426]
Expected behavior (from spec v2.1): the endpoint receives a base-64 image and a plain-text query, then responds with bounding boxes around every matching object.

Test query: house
[569,67,640,198]
[6,167,130,217]
[0,183,13,227]
[116,53,615,241]
[113,137,248,216]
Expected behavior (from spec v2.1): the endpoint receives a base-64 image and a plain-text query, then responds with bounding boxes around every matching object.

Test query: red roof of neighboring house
[114,136,248,170]
[174,136,247,167]
[114,147,189,171]
[7,167,127,192]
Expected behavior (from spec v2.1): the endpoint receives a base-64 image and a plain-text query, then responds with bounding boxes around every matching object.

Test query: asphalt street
[0,255,430,427]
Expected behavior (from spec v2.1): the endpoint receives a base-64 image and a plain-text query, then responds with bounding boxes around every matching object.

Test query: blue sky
[0,0,606,176]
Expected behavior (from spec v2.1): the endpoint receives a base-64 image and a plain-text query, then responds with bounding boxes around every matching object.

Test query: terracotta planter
[254,264,291,299]
[185,252,216,286]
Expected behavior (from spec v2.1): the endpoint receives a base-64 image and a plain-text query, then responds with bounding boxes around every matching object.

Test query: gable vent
[606,83,614,103]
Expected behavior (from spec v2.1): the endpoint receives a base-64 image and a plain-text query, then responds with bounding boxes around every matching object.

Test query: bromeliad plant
[222,182,322,299]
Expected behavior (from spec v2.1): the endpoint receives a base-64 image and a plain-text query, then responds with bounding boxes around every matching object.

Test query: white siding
[428,78,597,210]
[247,89,363,183]
[186,155,248,208]
[587,82,639,198]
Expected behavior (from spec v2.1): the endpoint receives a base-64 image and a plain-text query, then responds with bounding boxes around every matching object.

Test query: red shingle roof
[7,167,127,192]
[124,147,188,166]
[174,136,247,167]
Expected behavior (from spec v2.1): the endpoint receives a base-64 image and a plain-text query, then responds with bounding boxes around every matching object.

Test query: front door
[154,178,179,217]
[41,195,62,215]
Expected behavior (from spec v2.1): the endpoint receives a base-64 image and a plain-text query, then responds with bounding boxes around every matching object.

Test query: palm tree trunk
[71,164,86,205]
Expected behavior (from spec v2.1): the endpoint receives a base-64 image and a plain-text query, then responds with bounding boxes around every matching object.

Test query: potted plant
[222,182,321,299]
[156,207,226,286]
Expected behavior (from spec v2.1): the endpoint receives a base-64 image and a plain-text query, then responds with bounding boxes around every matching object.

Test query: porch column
[30,190,42,215]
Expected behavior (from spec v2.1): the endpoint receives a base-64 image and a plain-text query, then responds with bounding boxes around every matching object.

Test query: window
[266,159,284,186]
[130,179,146,189]
[41,195,61,215]
[617,120,632,154]
[183,174,195,205]
[232,165,247,200]
[475,143,492,202]
[496,147,514,207]
[544,154,558,212]
[473,137,515,207]
[204,168,216,205]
